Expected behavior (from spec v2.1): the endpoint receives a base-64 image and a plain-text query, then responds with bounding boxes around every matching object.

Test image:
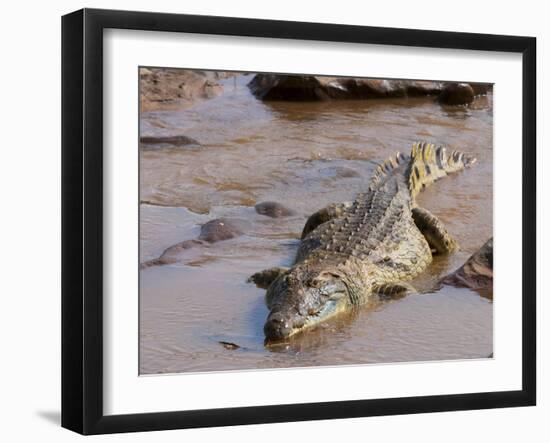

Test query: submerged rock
[198,218,245,242]
[139,134,200,147]
[141,239,203,268]
[219,341,241,350]
[438,83,475,105]
[319,166,361,179]
[140,218,246,268]
[255,201,296,218]
[441,238,493,294]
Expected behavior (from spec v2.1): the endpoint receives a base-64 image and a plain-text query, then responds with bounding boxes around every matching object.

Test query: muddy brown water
[139,74,493,375]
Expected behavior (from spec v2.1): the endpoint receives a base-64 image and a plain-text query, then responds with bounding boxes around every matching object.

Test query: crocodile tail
[408,141,476,198]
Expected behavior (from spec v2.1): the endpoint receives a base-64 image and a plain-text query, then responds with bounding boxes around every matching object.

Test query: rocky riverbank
[140,69,492,113]
[140,68,237,112]
[248,74,492,105]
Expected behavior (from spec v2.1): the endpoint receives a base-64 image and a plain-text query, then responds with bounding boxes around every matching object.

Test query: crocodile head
[264,264,351,342]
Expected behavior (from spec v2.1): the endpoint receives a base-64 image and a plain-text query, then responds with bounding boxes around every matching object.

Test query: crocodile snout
[264,312,293,341]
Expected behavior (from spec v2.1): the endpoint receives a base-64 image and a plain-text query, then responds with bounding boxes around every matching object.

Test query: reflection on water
[139,74,493,374]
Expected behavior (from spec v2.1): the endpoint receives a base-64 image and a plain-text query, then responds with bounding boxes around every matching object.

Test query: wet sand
[139,73,493,374]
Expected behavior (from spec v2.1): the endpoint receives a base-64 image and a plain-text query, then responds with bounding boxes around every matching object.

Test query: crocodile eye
[309,278,321,288]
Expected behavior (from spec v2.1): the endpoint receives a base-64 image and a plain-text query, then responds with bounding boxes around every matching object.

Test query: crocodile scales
[249,141,476,341]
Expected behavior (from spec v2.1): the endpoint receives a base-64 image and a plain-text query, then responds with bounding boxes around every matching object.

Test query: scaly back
[296,142,476,264]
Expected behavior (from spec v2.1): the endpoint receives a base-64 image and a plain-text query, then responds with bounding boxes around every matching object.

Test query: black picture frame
[62,8,536,435]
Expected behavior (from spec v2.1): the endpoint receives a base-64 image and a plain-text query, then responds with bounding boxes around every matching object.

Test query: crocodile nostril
[264,313,292,340]
[267,312,285,324]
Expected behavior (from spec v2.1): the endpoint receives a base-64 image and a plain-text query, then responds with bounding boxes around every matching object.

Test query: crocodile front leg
[301,202,352,239]
[412,206,458,254]
[249,203,351,289]
[373,281,417,299]
[248,267,288,289]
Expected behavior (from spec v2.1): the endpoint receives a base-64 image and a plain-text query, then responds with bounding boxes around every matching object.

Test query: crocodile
[249,142,476,342]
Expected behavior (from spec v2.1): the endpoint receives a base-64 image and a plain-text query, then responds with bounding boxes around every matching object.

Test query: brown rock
[248,75,331,100]
[406,80,445,96]
[438,82,475,105]
[255,201,296,218]
[198,218,244,243]
[339,78,407,98]
[139,218,247,268]
[140,68,235,112]
[441,238,493,296]
[248,74,444,101]
[140,239,204,268]
[470,83,493,96]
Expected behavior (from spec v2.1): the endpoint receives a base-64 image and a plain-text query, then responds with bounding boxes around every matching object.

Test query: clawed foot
[247,267,288,289]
